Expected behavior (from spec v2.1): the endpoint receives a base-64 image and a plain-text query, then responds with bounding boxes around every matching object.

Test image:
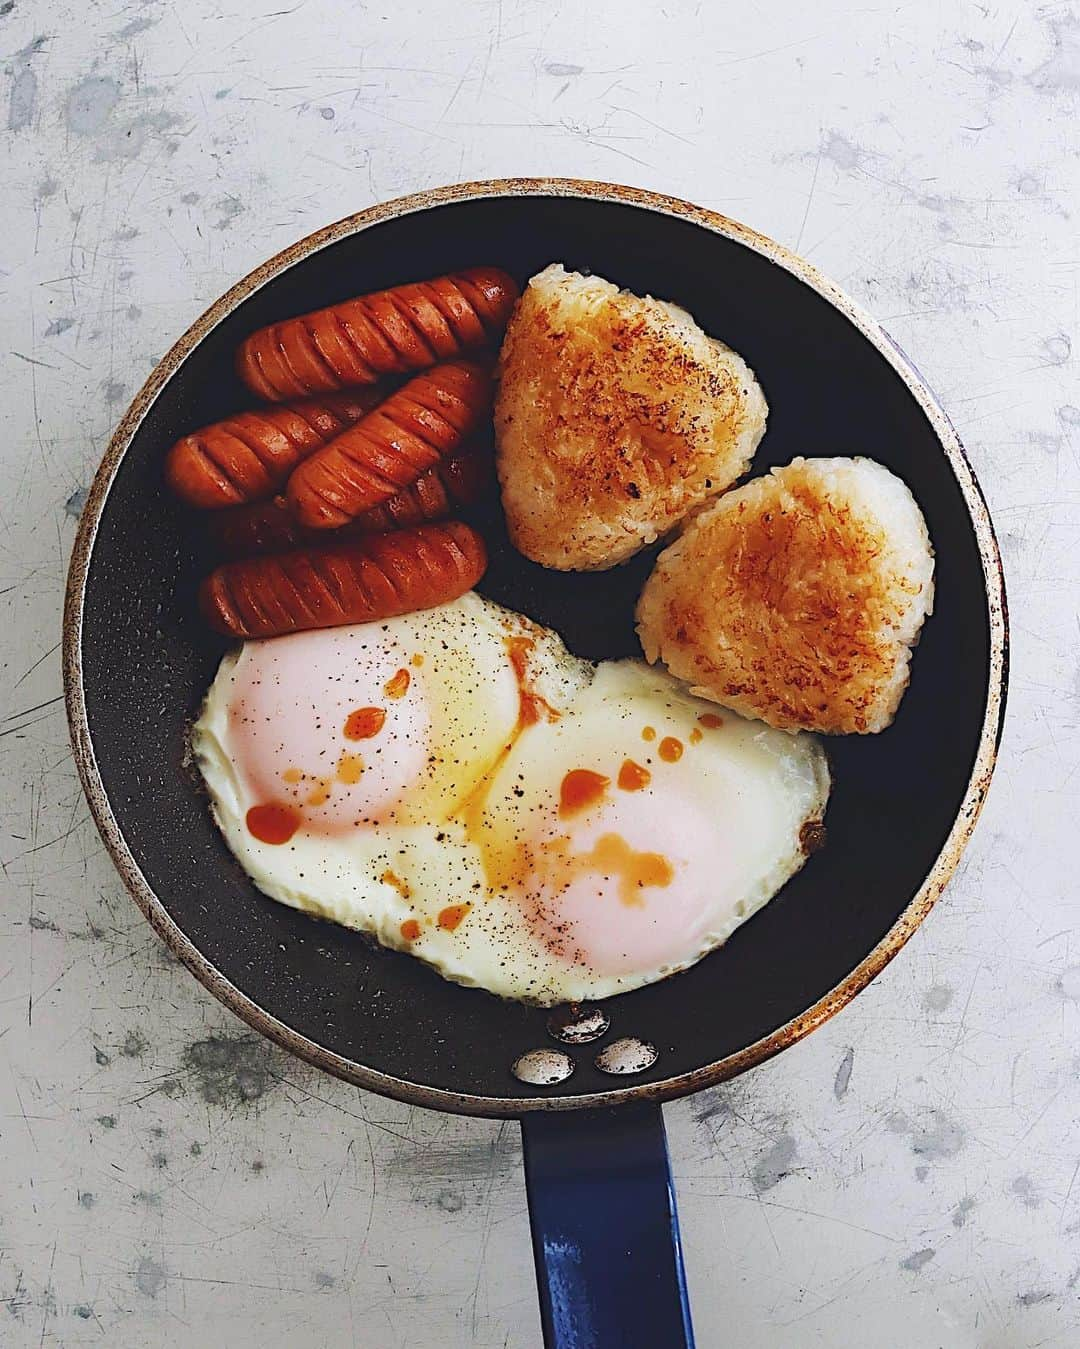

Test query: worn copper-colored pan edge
[63,177,1009,1118]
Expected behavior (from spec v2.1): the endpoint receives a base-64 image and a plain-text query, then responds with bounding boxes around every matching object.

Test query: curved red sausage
[199,521,488,639]
[207,441,493,558]
[165,388,385,509]
[236,266,518,401]
[286,359,492,529]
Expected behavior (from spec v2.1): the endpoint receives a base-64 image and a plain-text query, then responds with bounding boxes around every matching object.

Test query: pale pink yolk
[224,629,431,833]
[520,790,732,976]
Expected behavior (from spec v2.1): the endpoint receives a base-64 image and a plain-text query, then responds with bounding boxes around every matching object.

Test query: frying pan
[63,179,1007,1348]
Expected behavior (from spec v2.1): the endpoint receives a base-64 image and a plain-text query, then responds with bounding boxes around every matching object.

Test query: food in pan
[165,388,386,509]
[636,457,935,733]
[199,520,487,639]
[194,594,829,1004]
[161,255,939,1004]
[286,359,493,528]
[208,441,492,558]
[236,266,518,400]
[494,263,768,571]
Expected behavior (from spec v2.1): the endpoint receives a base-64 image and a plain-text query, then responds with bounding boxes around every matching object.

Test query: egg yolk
[517,789,732,976]
[226,629,432,834]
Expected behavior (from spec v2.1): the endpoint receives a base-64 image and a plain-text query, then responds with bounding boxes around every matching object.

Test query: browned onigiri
[635,457,935,734]
[494,264,768,571]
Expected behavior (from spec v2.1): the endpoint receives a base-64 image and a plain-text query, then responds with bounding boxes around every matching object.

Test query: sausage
[165,388,385,509]
[205,495,303,558]
[286,359,492,530]
[235,266,518,401]
[199,520,488,639]
[358,437,492,532]
[207,441,493,558]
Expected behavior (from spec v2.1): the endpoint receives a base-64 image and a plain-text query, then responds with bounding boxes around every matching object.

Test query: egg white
[473,661,829,997]
[194,594,830,1004]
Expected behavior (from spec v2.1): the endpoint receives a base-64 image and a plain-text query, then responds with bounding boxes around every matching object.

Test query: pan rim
[63,176,1008,1117]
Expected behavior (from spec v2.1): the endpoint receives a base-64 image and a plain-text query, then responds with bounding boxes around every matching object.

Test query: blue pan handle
[520,1101,695,1348]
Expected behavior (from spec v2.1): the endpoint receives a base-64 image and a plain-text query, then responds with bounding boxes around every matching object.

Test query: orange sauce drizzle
[437,903,471,931]
[382,869,411,899]
[698,712,723,729]
[282,767,303,784]
[617,759,651,791]
[411,653,424,667]
[559,769,610,818]
[521,690,555,726]
[506,635,532,680]
[306,781,331,807]
[658,736,683,763]
[344,706,386,740]
[552,832,673,907]
[400,919,421,941]
[385,668,410,699]
[641,726,656,742]
[246,802,300,845]
[689,728,703,745]
[506,635,559,726]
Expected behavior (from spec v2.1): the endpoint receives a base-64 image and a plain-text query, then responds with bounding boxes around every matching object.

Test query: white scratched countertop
[2,1,1076,1345]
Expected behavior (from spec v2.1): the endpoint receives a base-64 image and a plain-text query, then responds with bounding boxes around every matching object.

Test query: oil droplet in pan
[594,1037,659,1075]
[547,1005,610,1045]
[512,1049,575,1086]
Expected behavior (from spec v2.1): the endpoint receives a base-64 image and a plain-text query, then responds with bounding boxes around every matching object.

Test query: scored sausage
[205,495,301,557]
[358,436,492,532]
[235,266,518,401]
[208,441,493,558]
[199,520,488,639]
[286,359,492,530]
[165,388,385,509]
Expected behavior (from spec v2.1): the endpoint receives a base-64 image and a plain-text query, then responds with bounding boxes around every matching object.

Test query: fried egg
[194,594,829,1004]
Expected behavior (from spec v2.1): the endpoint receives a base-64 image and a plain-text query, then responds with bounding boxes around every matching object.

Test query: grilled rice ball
[494,264,768,570]
[635,457,935,734]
